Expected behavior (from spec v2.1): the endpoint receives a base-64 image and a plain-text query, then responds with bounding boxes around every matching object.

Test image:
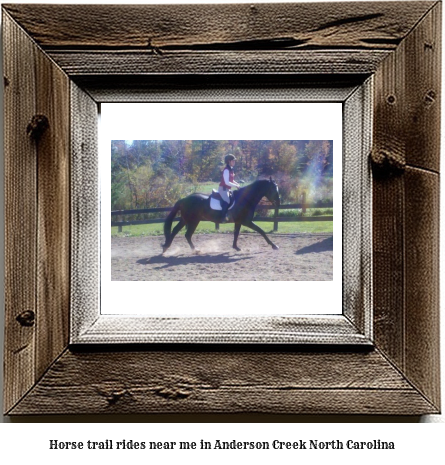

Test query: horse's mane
[242,179,266,188]
[237,179,271,194]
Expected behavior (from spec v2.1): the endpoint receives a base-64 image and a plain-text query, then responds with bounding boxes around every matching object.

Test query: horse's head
[265,177,280,207]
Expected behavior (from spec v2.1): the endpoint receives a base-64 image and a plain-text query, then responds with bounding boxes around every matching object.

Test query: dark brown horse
[162,178,280,253]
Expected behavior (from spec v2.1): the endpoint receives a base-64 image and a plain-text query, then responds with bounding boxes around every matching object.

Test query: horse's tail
[163,200,181,247]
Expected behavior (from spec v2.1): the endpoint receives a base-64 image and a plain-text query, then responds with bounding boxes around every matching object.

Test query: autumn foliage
[111,140,333,211]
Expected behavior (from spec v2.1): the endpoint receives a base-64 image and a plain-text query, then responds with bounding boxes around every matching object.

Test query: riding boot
[220,201,230,223]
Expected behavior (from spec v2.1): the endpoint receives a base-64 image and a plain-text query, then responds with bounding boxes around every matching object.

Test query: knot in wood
[370,149,405,178]
[105,390,128,405]
[27,114,49,140]
[16,310,35,327]
[154,386,191,400]
[424,90,436,105]
[96,385,130,405]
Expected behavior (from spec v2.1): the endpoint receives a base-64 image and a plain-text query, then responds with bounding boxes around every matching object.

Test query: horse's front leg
[185,220,200,252]
[242,220,279,250]
[233,223,241,251]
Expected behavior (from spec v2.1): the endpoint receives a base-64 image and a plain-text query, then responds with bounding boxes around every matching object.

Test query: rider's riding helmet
[225,154,236,164]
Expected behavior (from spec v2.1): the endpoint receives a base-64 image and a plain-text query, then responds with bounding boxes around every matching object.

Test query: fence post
[302,192,307,214]
[273,206,278,232]
[215,222,219,231]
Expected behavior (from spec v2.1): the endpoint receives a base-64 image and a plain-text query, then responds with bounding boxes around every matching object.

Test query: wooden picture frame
[73,85,370,346]
[3,2,441,415]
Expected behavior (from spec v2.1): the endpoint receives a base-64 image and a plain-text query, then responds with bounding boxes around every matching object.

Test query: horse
[162,178,280,253]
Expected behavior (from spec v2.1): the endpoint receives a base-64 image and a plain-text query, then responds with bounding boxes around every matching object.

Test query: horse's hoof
[272,244,279,250]
[193,249,200,255]
[233,246,241,252]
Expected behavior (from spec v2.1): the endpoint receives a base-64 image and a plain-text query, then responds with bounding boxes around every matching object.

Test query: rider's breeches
[218,186,230,204]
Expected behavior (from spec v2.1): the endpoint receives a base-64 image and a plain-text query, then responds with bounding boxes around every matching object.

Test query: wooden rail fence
[112,199,333,233]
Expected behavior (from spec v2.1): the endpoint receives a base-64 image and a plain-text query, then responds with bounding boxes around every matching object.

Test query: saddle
[209,189,235,211]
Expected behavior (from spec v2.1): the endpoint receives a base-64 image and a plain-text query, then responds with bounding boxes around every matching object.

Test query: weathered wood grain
[35,38,71,381]
[74,316,370,346]
[3,10,72,412]
[47,50,391,76]
[372,10,407,373]
[3,2,441,416]
[2,2,435,50]
[343,81,372,336]
[404,168,440,408]
[77,75,364,103]
[3,2,433,81]
[372,175,405,369]
[70,83,99,341]
[372,1,441,172]
[3,12,38,414]
[371,3,441,412]
[8,349,437,415]
[404,2,441,172]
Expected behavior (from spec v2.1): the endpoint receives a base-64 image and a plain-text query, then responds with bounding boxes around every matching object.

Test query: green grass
[111,221,333,237]
[192,181,216,193]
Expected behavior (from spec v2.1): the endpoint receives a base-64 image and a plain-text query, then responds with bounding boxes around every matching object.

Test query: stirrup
[220,209,229,223]
[221,210,231,223]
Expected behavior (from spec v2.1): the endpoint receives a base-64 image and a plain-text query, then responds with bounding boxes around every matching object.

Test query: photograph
[110,139,334,282]
[100,102,343,318]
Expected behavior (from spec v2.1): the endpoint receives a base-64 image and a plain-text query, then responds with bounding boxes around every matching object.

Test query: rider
[219,154,240,222]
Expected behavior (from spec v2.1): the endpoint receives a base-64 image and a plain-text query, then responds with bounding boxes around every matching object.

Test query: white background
[0,0,444,461]
[101,102,343,316]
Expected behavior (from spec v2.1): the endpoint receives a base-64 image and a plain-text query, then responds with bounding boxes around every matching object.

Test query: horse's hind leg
[171,219,186,241]
[185,221,200,252]
[162,219,185,253]
[242,220,279,250]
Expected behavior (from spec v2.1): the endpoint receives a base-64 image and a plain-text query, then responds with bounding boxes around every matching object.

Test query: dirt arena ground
[111,233,333,281]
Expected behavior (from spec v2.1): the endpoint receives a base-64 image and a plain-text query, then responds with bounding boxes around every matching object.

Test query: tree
[110,139,334,209]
